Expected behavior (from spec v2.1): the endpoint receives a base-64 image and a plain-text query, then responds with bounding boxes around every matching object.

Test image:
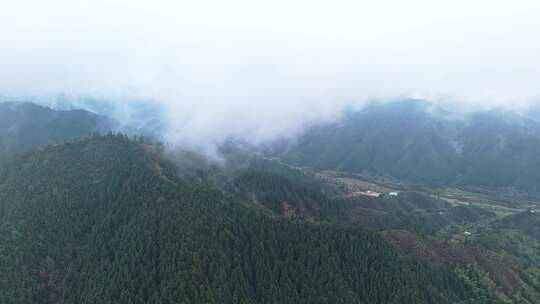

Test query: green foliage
[492,211,540,240]
[0,135,470,304]
[455,264,501,304]
[230,163,497,236]
[230,164,340,218]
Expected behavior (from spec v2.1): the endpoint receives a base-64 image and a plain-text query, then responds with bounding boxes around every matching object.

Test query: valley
[275,157,531,220]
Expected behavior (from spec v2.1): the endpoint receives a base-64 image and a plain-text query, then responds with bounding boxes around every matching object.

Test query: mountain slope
[0,134,469,304]
[280,100,540,193]
[0,102,111,157]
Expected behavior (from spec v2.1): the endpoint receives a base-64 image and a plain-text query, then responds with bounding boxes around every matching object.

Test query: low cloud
[1,0,540,154]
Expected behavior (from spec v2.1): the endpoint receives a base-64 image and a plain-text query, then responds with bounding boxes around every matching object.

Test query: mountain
[2,104,540,303]
[0,134,472,304]
[0,102,111,156]
[279,99,540,193]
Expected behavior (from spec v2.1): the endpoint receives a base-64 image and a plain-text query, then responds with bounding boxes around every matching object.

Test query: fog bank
[1,1,540,154]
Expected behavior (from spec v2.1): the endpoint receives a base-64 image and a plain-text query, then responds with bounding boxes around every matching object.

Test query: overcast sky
[1,0,540,151]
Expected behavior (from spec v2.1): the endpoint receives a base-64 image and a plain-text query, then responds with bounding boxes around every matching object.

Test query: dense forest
[229,157,540,303]
[0,134,475,304]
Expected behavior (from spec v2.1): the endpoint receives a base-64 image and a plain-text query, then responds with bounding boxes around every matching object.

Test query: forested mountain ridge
[279,99,540,193]
[228,157,540,303]
[0,102,111,157]
[0,134,473,304]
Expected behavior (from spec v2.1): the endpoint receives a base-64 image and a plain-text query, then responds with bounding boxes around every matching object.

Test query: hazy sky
[1,0,540,151]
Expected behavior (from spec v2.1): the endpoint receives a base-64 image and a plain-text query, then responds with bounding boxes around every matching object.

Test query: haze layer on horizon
[1,0,540,151]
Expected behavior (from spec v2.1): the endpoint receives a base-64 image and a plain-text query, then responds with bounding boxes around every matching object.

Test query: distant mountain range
[4,99,540,194]
[0,102,111,156]
[278,99,540,193]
